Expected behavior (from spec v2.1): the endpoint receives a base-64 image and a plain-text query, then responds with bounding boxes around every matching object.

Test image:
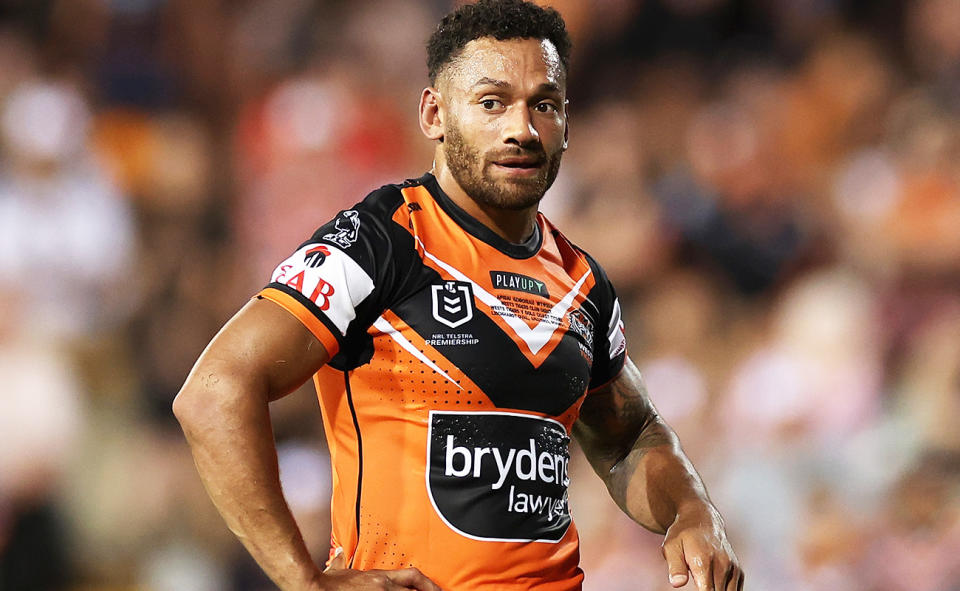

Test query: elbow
[173,383,228,444]
[171,388,188,422]
[172,386,202,433]
[172,372,223,433]
[172,370,267,436]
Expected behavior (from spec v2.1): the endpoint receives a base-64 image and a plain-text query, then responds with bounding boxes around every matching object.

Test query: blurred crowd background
[2,0,959,589]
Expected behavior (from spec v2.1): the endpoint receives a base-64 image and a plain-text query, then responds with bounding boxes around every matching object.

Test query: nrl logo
[432,280,474,329]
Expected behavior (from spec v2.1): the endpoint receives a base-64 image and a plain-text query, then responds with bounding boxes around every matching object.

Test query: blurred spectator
[0,78,136,340]
[0,72,132,588]
[862,454,960,591]
[0,329,79,589]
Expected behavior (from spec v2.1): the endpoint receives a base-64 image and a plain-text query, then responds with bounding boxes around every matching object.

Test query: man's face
[438,37,567,210]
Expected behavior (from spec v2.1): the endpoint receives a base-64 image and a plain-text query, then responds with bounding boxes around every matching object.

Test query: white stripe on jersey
[373,316,463,390]
[607,298,626,360]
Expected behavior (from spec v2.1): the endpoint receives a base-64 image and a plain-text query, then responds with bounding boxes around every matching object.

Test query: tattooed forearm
[610,378,675,463]
[574,357,710,533]
[574,358,669,473]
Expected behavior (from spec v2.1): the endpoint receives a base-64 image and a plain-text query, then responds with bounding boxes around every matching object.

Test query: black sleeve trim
[264,281,346,348]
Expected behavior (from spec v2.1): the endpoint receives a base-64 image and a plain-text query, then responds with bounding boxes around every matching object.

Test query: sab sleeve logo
[269,241,375,334]
[431,281,474,328]
[426,411,572,543]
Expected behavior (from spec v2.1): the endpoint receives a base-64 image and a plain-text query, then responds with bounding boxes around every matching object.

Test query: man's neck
[432,163,539,245]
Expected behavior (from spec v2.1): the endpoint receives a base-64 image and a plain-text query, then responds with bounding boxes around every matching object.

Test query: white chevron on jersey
[418,239,592,356]
[373,316,463,390]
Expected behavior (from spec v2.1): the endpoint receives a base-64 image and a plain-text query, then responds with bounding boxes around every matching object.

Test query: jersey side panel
[313,367,360,559]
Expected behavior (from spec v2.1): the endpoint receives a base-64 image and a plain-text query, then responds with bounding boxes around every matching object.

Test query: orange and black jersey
[258,173,627,590]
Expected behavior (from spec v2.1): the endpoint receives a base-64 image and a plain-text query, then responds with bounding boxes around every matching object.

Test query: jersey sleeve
[257,207,393,358]
[584,257,628,391]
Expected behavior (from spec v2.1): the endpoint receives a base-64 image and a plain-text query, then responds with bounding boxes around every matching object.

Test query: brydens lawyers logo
[432,281,474,329]
[426,411,572,542]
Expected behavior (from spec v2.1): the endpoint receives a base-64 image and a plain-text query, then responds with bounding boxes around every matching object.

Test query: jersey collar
[420,172,543,260]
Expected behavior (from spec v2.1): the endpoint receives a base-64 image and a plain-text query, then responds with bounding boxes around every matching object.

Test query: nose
[501,104,539,147]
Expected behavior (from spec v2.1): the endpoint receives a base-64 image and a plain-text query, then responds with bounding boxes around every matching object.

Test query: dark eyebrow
[536,82,562,95]
[472,77,511,89]
[471,78,562,95]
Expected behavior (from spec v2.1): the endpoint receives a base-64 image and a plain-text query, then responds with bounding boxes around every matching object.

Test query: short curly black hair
[426,0,572,85]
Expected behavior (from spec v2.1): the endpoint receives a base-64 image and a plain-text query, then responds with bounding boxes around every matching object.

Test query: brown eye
[536,102,558,113]
[481,99,502,110]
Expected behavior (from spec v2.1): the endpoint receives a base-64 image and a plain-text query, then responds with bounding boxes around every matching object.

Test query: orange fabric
[313,311,585,590]
[257,287,341,357]
[399,184,597,368]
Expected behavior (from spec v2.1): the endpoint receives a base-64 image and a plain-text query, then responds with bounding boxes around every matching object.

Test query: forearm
[605,420,717,534]
[173,370,323,591]
[574,358,719,534]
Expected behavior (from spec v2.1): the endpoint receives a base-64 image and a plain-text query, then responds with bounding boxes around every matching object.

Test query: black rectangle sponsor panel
[426,411,571,542]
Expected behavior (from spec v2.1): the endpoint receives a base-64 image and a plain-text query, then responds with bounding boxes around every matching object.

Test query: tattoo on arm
[574,358,681,520]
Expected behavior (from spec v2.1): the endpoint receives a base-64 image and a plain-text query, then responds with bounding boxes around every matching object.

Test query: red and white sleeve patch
[269,242,375,335]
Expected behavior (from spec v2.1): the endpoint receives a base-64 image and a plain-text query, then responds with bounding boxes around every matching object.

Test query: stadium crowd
[1,1,959,590]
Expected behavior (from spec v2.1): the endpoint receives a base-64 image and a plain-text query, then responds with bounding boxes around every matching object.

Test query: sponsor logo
[431,281,474,329]
[489,271,549,298]
[418,238,593,356]
[611,324,626,358]
[303,245,330,268]
[426,411,571,542]
[269,242,375,333]
[323,210,360,248]
[274,265,337,311]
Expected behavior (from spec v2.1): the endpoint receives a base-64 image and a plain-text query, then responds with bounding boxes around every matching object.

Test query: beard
[443,120,563,211]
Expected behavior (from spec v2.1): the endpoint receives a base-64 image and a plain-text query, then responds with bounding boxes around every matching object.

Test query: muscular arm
[574,357,743,591]
[173,299,443,591]
[173,298,330,590]
[574,357,706,532]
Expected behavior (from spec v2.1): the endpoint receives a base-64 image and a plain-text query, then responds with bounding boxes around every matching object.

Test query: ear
[419,87,444,142]
[562,99,570,151]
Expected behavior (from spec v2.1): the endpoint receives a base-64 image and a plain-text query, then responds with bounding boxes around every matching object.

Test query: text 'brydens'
[427,411,573,542]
